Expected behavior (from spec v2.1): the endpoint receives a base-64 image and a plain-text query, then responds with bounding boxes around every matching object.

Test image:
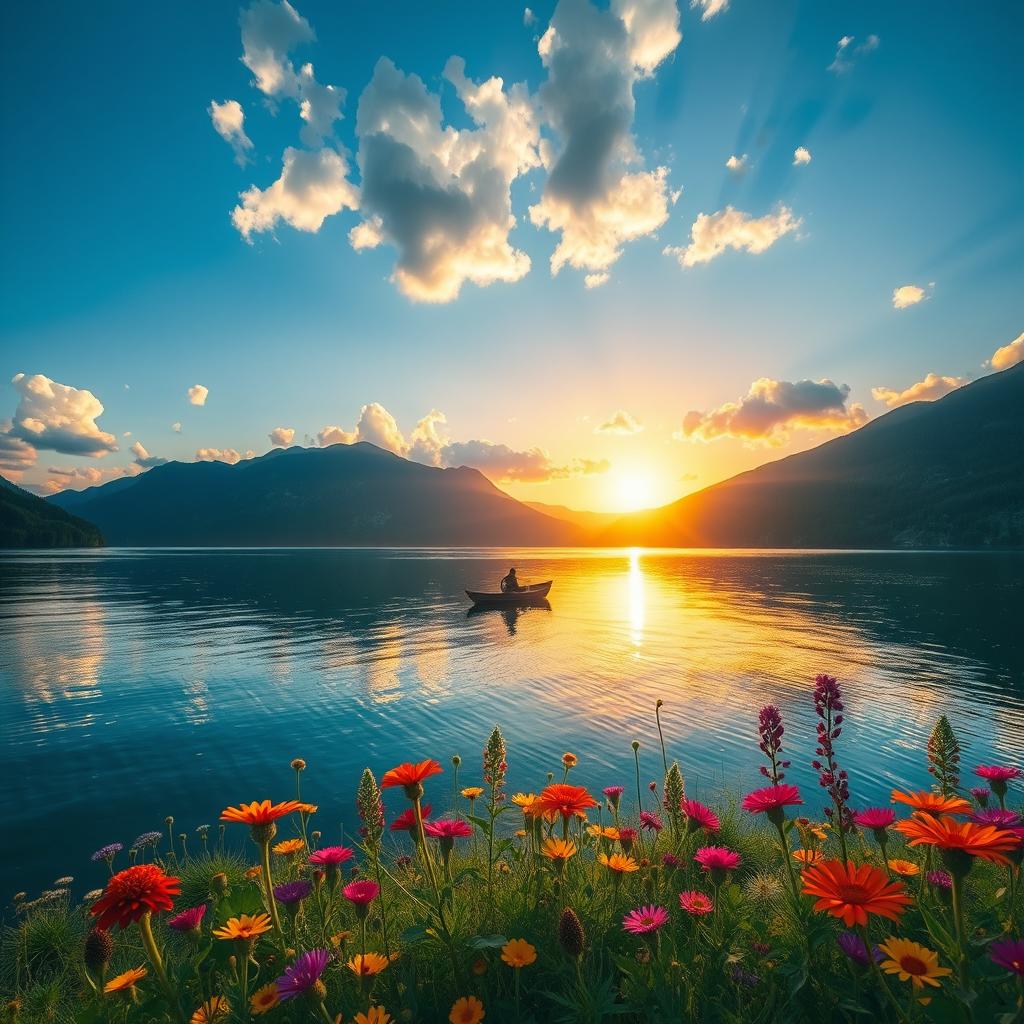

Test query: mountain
[602,362,1024,549]
[0,474,104,548]
[47,442,578,546]
[523,501,625,534]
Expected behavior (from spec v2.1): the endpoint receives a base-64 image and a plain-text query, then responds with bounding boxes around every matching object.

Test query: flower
[168,905,207,931]
[84,927,114,972]
[91,842,124,863]
[343,880,380,906]
[272,838,305,856]
[598,852,640,874]
[220,800,304,826]
[562,752,577,768]
[744,872,784,904]
[501,938,537,968]
[356,1008,393,1024]
[757,704,789,783]
[890,790,971,815]
[273,880,312,905]
[190,997,231,1024]
[837,931,881,966]
[541,838,577,862]
[536,784,598,821]
[887,859,919,877]
[852,808,896,831]
[347,952,390,977]
[975,765,1020,783]
[926,870,952,890]
[742,784,803,821]
[622,905,669,935]
[801,860,911,927]
[380,759,443,798]
[558,908,585,959]
[245,866,262,879]
[130,831,162,851]
[587,825,620,841]
[103,967,147,994]
[694,846,742,874]
[449,995,485,1024]
[603,785,625,807]
[895,813,1022,867]
[277,949,330,1000]
[212,914,273,941]
[91,864,181,930]
[678,891,714,916]
[390,807,431,833]
[681,799,720,833]
[989,939,1024,976]
[250,984,280,1015]
[879,938,952,990]
[461,787,484,800]
[639,811,663,832]
[617,826,638,852]
[423,819,473,840]
[970,808,1021,828]
[792,849,821,867]
[309,845,354,866]
[970,786,990,806]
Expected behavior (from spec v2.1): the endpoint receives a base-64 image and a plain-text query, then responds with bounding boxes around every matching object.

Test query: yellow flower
[212,914,273,941]
[887,859,920,877]
[250,984,279,1015]
[244,866,262,879]
[190,997,231,1024]
[512,793,537,813]
[541,838,578,862]
[347,952,390,977]
[330,929,355,947]
[501,938,537,968]
[272,838,305,856]
[354,1007,392,1024]
[449,995,486,1024]
[297,802,318,815]
[104,967,146,993]
[461,787,484,800]
[879,938,952,989]
[562,752,577,768]
[792,849,821,867]
[598,852,639,874]
[811,825,830,841]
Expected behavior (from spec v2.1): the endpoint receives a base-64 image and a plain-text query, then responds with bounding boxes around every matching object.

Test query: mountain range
[0,475,103,548]
[19,359,1024,550]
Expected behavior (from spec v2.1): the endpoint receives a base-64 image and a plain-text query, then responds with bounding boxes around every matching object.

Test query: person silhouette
[500,567,523,592]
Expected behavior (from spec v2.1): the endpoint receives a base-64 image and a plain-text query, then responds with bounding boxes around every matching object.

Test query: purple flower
[273,880,313,905]
[970,808,1021,828]
[168,905,207,932]
[969,786,990,807]
[757,705,788,784]
[276,949,330,1001]
[639,811,663,832]
[926,870,953,890]
[989,938,1024,976]
[130,831,162,851]
[729,965,760,987]
[91,843,123,863]
[812,674,852,832]
[837,931,882,966]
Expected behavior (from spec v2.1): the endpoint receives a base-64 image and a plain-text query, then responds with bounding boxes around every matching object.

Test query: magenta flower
[639,811,663,832]
[390,805,431,833]
[970,786,990,806]
[975,765,1020,783]
[741,784,803,821]
[274,880,312,905]
[662,853,681,870]
[167,905,206,932]
[756,705,790,784]
[678,890,714,916]
[603,785,625,810]
[622,904,669,936]
[837,931,882,966]
[422,818,473,840]
[617,827,637,853]
[811,673,853,834]
[308,845,354,866]
[989,938,1024,976]
[852,807,896,830]
[970,808,1021,828]
[681,799,720,833]
[926,870,952,890]
[342,880,380,906]
[276,949,330,1001]
[694,846,741,879]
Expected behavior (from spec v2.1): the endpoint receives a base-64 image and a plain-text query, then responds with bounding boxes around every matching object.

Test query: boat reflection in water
[466,599,552,636]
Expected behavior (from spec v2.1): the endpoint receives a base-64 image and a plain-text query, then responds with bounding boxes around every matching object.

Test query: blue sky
[1,0,1021,510]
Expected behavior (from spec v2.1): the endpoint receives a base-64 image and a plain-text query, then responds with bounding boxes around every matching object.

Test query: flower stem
[859,925,910,1024]
[950,873,970,987]
[137,912,182,1022]
[258,839,286,947]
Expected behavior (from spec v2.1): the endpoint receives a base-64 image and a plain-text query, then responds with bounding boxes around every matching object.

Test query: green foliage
[927,715,962,795]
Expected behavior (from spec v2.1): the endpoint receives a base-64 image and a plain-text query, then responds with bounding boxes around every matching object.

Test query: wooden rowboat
[465,581,552,605]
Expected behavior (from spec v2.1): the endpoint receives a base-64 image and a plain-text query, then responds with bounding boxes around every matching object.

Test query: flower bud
[84,928,113,973]
[211,872,229,896]
[291,758,306,771]
[558,907,585,960]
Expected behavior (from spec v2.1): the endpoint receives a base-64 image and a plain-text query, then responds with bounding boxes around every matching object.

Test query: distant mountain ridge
[0,475,103,548]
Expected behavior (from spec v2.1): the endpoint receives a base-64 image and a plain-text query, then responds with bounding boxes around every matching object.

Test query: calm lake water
[2,548,1022,899]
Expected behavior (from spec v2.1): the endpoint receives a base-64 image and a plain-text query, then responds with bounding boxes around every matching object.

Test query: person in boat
[500,567,524,592]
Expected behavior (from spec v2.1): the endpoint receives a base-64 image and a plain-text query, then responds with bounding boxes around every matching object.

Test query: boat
[465,581,552,605]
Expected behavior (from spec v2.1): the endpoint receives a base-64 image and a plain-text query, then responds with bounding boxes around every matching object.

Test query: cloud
[793,146,811,166]
[317,424,358,447]
[892,284,928,309]
[296,62,345,146]
[725,153,747,174]
[441,439,609,483]
[524,7,536,26]
[665,205,800,268]
[0,420,37,477]
[269,426,296,446]
[41,463,141,495]
[240,0,314,99]
[527,0,680,283]
[872,373,968,408]
[584,272,610,289]
[349,56,540,302]
[195,448,255,465]
[828,34,879,74]
[130,441,169,468]
[595,409,643,435]
[680,377,868,445]
[988,331,1024,371]
[188,384,209,406]
[209,100,254,165]
[171,421,182,433]
[232,146,359,240]
[691,0,729,20]
[8,373,118,457]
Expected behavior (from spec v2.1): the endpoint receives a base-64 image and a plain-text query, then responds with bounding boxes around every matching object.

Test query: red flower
[342,880,380,906]
[91,865,180,930]
[801,859,910,927]
[422,819,473,839]
[390,805,431,833]
[380,760,443,793]
[308,846,354,866]
[220,800,304,826]
[741,784,803,816]
[681,799,720,832]
[535,784,599,821]
[975,765,1020,783]
[852,808,896,830]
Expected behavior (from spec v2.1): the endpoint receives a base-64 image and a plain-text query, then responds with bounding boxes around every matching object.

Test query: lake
[2,548,1021,900]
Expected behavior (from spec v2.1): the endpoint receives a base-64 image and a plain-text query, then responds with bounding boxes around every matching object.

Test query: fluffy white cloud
[989,331,1024,371]
[130,441,169,468]
[725,153,747,174]
[171,421,182,433]
[8,373,117,457]
[233,146,359,240]
[584,272,610,289]
[269,426,296,446]
[528,0,680,283]
[872,374,968,408]
[892,284,927,309]
[691,0,729,20]
[595,409,643,435]
[350,55,540,302]
[209,100,254,165]
[665,205,800,268]
[41,463,141,495]
[828,34,879,74]
[188,384,209,406]
[441,439,609,482]
[0,419,37,477]
[793,146,811,166]
[240,0,314,99]
[681,377,868,445]
[195,448,255,465]
[297,62,345,146]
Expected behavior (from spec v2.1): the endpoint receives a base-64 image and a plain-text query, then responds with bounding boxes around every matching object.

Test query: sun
[610,471,657,513]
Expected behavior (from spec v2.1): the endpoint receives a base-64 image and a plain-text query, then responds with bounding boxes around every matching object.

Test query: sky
[1,0,1022,512]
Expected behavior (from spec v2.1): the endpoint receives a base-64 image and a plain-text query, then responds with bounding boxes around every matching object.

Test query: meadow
[3,674,1021,1023]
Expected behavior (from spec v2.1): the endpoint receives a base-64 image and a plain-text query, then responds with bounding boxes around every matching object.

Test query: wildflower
[603,785,625,809]
[970,808,1021,827]
[989,939,1024,976]
[887,859,920,877]
[678,891,714,915]
[309,845,354,865]
[970,786,990,807]
[617,827,638,854]
[91,865,180,930]
[852,807,896,832]
[130,831,162,851]
[272,838,304,856]
[449,995,485,1024]
[662,762,685,834]
[483,726,507,799]
[347,952,390,977]
[693,846,741,883]
[277,949,330,999]
[837,931,880,966]
[587,825,620,841]
[244,866,262,879]
[562,752,577,769]
[461,786,484,800]
[639,811,663,832]
[423,819,473,841]
[895,813,1021,872]
[91,843,123,864]
[343,880,380,917]
[273,880,312,905]
[84,888,103,901]
[598,852,640,874]
[926,869,952,889]
[927,716,961,795]
[742,784,803,824]
[511,793,539,817]
[681,799,720,833]
[356,1009,393,1024]
[558,908,585,959]
[501,939,537,968]
[290,758,306,771]
[104,967,147,994]
[891,790,971,815]
[536,784,598,822]
[212,914,272,941]
[220,800,303,828]
[381,759,443,800]
[730,965,760,988]
[190,997,231,1024]
[879,938,952,989]
[250,984,279,1015]
[811,674,853,838]
[168,905,207,932]
[390,807,431,833]
[83,928,114,973]
[801,860,911,927]
[975,764,1020,784]
[356,768,385,848]
[661,852,681,871]
[622,905,669,936]
[541,838,577,863]
[757,704,790,783]
[792,849,821,867]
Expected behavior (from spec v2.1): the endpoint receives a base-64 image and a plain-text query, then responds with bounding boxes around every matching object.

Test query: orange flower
[541,838,578,863]
[272,838,305,856]
[890,790,972,816]
[792,849,821,867]
[562,753,577,768]
[104,967,147,993]
[887,859,920,877]
[212,914,273,941]
[91,865,180,930]
[801,859,911,927]
[380,760,443,797]
[250,984,279,1015]
[296,803,318,815]
[450,995,485,1023]
[354,1009,392,1024]
[894,813,1021,867]
[536,784,598,821]
[190,997,230,1024]
[598,852,639,874]
[500,939,537,968]
[220,800,304,826]
[244,866,262,879]
[347,952,390,976]
[461,787,484,800]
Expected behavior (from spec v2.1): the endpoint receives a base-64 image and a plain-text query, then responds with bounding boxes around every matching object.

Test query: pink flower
[603,785,625,803]
[342,880,380,906]
[167,905,206,932]
[681,799,720,833]
[970,809,1021,828]
[678,890,714,916]
[308,845,354,866]
[694,846,741,873]
[639,811,663,832]
[975,765,1020,783]
[617,827,637,853]
[390,805,431,833]
[422,818,473,839]
[741,784,803,817]
[622,904,669,936]
[852,808,896,830]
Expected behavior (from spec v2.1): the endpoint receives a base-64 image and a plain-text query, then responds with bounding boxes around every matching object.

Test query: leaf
[469,934,508,949]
